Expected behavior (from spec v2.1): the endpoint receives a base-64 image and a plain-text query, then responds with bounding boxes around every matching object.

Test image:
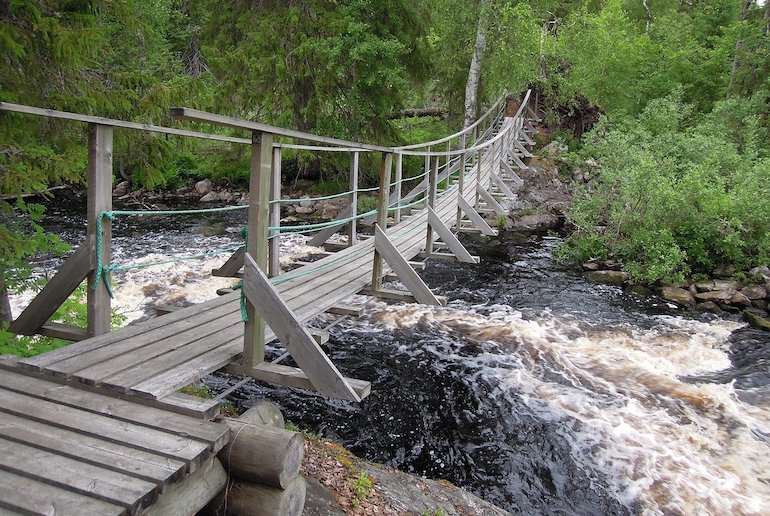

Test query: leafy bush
[558,92,770,283]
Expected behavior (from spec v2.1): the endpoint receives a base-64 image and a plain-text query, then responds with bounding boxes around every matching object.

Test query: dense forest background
[1,0,769,313]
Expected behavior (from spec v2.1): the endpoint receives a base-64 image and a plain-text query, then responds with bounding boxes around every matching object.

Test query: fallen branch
[389,107,446,119]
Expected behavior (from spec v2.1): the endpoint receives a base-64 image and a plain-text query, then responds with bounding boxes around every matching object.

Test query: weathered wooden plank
[359,288,416,304]
[96,324,244,392]
[9,243,92,336]
[0,370,227,451]
[212,247,244,277]
[171,107,392,153]
[87,123,113,337]
[373,225,442,306]
[243,130,273,367]
[41,299,239,378]
[38,321,89,341]
[15,291,239,372]
[0,388,209,470]
[371,152,393,291]
[348,151,359,246]
[0,101,251,145]
[158,392,221,420]
[427,207,478,263]
[513,138,533,157]
[0,438,158,514]
[458,196,497,236]
[243,253,360,402]
[326,305,363,317]
[0,412,187,490]
[507,149,529,171]
[475,185,507,217]
[269,147,282,278]
[228,362,371,400]
[0,469,125,516]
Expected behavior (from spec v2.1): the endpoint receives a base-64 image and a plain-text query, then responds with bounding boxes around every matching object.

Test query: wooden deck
[0,365,229,515]
[13,162,490,403]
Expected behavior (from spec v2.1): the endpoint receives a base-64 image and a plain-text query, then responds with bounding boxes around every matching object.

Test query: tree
[463,0,492,129]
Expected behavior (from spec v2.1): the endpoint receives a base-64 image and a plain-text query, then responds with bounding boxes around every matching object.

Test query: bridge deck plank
[15,161,484,403]
[0,371,228,515]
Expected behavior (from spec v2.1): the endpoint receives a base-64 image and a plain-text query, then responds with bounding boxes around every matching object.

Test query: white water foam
[364,302,770,515]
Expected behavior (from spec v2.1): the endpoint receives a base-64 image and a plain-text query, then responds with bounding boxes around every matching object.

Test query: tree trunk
[0,280,12,325]
[727,0,752,98]
[463,0,491,130]
[765,4,769,38]
[642,0,653,31]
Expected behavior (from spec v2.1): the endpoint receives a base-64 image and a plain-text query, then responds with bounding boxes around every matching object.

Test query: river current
[11,200,770,515]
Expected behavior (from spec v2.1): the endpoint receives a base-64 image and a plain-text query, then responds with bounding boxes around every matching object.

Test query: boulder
[581,261,601,271]
[694,290,736,302]
[741,284,768,300]
[713,264,736,278]
[728,292,752,307]
[195,179,214,195]
[199,191,220,202]
[298,196,313,208]
[660,286,695,308]
[627,284,654,297]
[542,141,567,156]
[696,301,722,314]
[295,206,314,215]
[511,213,559,232]
[748,266,770,281]
[585,270,630,285]
[744,310,770,332]
[752,300,768,310]
[114,180,130,197]
[694,280,739,292]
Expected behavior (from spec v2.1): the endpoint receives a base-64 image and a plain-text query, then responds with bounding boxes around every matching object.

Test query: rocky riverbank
[581,260,770,331]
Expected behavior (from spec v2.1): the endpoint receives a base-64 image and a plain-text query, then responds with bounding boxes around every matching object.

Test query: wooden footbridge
[0,91,536,514]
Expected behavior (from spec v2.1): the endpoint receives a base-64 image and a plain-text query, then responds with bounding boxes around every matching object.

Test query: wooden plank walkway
[13,158,492,402]
[0,366,229,515]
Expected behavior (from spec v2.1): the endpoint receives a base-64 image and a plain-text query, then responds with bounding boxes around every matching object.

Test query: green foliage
[350,469,375,506]
[559,92,770,283]
[358,196,379,214]
[179,382,212,398]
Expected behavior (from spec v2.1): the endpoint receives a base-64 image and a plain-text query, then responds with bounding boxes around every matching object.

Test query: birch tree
[463,0,492,129]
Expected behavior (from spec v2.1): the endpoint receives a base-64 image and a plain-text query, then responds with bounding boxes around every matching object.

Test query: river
[11,199,770,515]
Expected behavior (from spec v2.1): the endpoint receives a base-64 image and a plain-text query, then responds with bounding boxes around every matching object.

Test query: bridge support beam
[491,171,517,200]
[475,184,507,217]
[426,208,479,264]
[243,130,273,367]
[458,196,497,236]
[370,152,393,291]
[238,253,363,402]
[368,224,443,306]
[9,244,93,336]
[87,123,113,337]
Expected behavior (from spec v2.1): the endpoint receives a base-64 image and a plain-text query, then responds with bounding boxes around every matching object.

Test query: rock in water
[744,310,770,332]
[660,287,695,308]
[585,270,630,285]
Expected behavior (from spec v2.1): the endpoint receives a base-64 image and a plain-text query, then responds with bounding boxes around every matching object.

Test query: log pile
[203,401,307,516]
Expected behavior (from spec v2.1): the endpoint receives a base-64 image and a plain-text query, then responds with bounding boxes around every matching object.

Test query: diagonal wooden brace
[211,247,244,277]
[501,159,525,186]
[9,243,93,336]
[513,138,533,158]
[506,149,529,171]
[458,196,497,236]
[373,225,442,306]
[427,208,478,264]
[476,185,507,217]
[242,253,361,402]
[491,171,517,200]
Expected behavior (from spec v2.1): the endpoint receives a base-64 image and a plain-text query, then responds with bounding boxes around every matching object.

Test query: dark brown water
[19,201,770,515]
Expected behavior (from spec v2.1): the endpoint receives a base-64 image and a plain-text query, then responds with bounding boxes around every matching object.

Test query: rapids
[11,200,770,515]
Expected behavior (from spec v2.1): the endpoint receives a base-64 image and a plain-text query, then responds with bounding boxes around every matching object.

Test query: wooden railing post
[457,150,467,229]
[347,151,359,246]
[370,152,393,291]
[268,146,281,278]
[87,123,113,337]
[425,156,438,254]
[392,153,403,224]
[243,130,274,367]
